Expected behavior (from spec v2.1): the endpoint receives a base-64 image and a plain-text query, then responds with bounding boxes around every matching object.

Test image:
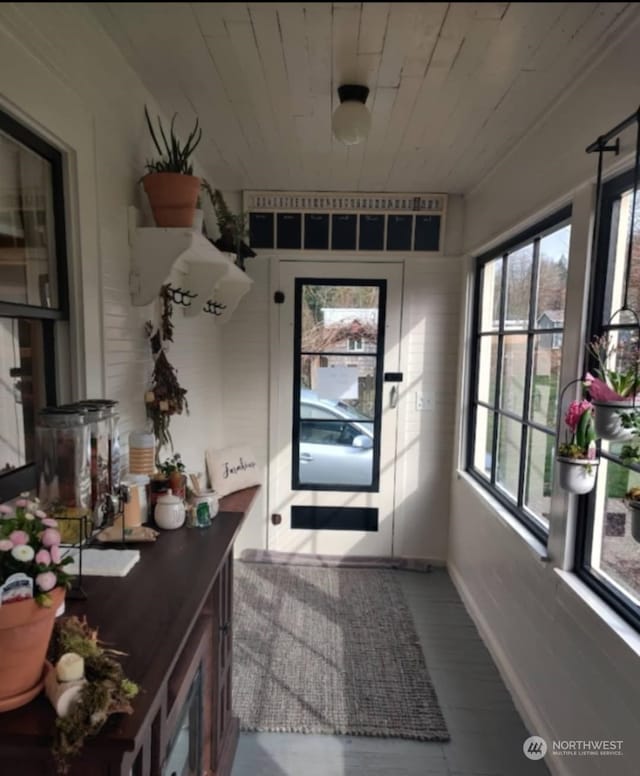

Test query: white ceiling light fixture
[332,84,371,146]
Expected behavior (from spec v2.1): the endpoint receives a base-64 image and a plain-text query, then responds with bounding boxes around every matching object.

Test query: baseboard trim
[447,562,573,776]
[240,548,445,571]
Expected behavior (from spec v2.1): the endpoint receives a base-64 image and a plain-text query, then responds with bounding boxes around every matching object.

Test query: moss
[50,617,139,775]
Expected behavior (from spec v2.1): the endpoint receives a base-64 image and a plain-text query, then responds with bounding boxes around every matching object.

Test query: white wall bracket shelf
[128,207,252,320]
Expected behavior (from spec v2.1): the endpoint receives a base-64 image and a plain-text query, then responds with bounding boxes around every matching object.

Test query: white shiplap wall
[450,15,640,773]
[223,197,464,561]
[0,3,224,478]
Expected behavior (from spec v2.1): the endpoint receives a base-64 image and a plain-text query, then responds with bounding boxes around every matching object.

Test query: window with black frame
[467,209,572,538]
[579,168,640,626]
[0,108,68,501]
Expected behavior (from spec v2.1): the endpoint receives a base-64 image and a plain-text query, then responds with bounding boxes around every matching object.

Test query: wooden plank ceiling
[91,2,635,193]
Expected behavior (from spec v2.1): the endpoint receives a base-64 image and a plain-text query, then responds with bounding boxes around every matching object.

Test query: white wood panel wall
[0,3,224,479]
[449,15,640,772]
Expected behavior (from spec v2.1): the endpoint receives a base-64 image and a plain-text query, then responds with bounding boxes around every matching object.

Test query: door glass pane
[296,281,383,490]
[524,428,554,526]
[0,129,59,308]
[0,317,46,470]
[500,335,528,415]
[505,244,533,325]
[530,333,562,428]
[496,416,521,500]
[301,284,379,353]
[300,354,376,419]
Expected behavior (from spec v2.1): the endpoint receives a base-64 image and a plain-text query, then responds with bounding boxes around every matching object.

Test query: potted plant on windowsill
[585,333,640,441]
[624,487,640,542]
[556,399,599,494]
[142,105,203,228]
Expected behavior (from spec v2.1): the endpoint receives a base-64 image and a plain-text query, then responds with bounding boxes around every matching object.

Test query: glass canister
[120,474,150,527]
[36,408,91,509]
[77,399,121,494]
[66,403,110,511]
[129,430,156,477]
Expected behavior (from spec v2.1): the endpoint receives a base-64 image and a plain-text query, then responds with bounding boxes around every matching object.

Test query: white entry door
[269,261,403,557]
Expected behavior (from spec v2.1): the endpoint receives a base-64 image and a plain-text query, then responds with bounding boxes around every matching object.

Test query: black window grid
[576,167,640,629]
[467,207,572,541]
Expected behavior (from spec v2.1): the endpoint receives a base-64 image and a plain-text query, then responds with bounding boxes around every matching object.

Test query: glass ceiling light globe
[332,85,371,146]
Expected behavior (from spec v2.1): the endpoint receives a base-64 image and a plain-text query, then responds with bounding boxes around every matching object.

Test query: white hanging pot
[627,501,640,542]
[556,456,599,495]
[592,400,636,442]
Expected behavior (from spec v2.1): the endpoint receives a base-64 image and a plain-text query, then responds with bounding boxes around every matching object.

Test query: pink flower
[585,375,627,402]
[8,530,29,546]
[0,539,13,551]
[565,400,593,432]
[35,572,57,592]
[35,509,48,519]
[15,499,27,508]
[50,545,61,564]
[0,504,12,515]
[35,549,51,565]
[41,517,58,528]
[41,528,61,548]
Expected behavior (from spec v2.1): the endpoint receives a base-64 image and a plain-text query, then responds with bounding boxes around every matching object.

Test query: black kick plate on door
[384,372,403,382]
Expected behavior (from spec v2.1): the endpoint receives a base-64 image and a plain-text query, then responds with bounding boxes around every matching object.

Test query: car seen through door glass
[299,389,374,487]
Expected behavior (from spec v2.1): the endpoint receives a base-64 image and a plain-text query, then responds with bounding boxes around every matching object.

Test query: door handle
[390,385,399,409]
[300,452,313,462]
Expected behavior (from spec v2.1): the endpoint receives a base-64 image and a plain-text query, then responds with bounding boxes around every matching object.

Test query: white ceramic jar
[154,490,186,530]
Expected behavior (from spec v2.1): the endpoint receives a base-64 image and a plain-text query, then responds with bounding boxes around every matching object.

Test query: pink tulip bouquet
[0,498,73,607]
[585,333,640,402]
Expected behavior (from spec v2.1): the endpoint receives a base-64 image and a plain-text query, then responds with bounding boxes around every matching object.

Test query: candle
[56,652,85,682]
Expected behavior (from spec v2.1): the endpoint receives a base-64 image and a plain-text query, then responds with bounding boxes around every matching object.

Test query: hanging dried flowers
[144,285,188,463]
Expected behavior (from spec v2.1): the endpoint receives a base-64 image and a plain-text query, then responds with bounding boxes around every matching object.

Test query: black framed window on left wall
[466,207,572,540]
[0,107,69,501]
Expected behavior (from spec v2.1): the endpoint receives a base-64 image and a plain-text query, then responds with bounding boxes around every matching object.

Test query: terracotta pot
[142,173,201,227]
[0,586,64,712]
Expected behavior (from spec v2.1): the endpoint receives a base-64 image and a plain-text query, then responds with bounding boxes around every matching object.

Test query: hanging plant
[144,286,189,463]
[201,180,256,270]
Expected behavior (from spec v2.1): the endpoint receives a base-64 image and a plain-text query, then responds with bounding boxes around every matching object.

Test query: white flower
[24,512,35,521]
[11,544,35,562]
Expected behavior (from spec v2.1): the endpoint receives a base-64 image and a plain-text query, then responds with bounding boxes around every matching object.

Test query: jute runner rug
[233,562,449,741]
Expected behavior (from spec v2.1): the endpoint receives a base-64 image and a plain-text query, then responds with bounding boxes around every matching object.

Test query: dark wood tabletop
[0,486,257,756]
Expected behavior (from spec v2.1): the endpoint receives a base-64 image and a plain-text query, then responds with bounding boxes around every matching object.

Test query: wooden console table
[0,486,258,776]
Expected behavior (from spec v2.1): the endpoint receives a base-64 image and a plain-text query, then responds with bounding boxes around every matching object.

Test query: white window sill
[456,470,549,562]
[555,569,640,659]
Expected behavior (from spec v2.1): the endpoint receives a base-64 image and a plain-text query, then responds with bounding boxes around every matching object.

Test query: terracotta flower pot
[0,586,65,712]
[142,173,201,227]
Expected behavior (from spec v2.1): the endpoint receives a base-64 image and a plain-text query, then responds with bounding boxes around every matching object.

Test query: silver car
[299,390,374,486]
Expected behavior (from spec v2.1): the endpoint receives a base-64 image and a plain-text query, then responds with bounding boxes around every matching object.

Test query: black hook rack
[165,284,198,307]
[203,300,227,316]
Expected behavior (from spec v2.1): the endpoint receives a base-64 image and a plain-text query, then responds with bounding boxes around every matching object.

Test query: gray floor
[231,568,550,776]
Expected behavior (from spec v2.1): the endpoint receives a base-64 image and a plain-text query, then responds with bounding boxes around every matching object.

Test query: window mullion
[491,253,508,486]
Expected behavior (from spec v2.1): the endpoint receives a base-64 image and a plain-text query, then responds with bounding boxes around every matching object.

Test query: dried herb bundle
[49,616,139,775]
